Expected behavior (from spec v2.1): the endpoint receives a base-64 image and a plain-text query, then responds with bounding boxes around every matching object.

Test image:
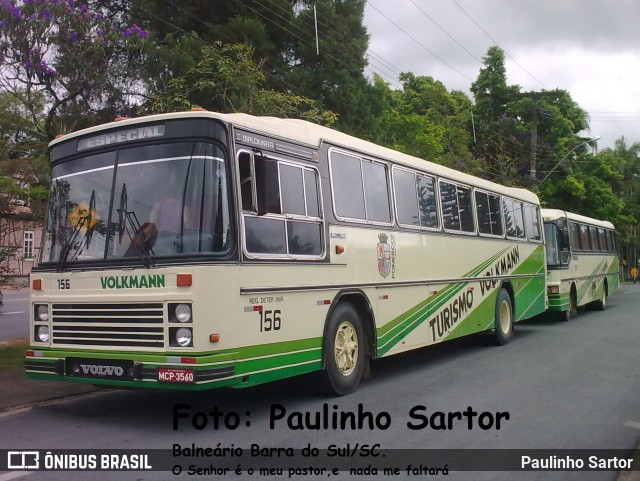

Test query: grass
[0,340,28,370]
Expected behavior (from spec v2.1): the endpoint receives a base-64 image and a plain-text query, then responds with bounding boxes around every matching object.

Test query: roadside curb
[0,367,98,413]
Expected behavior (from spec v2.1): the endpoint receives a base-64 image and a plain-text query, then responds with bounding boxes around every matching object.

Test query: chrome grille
[51,303,164,348]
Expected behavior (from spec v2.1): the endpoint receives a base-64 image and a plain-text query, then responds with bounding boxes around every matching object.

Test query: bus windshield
[544,222,560,266]
[42,141,232,264]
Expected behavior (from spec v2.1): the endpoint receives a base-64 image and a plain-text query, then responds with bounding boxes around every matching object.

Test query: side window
[598,228,608,252]
[580,224,591,251]
[239,152,255,211]
[331,151,365,220]
[440,181,460,230]
[394,169,420,227]
[393,168,438,229]
[280,164,305,216]
[589,226,600,251]
[255,158,281,215]
[330,150,391,224]
[475,191,491,235]
[570,222,582,251]
[475,191,503,236]
[440,181,474,233]
[607,230,616,252]
[488,194,504,236]
[504,198,525,239]
[242,152,323,258]
[362,161,391,223]
[417,174,438,229]
[524,204,541,241]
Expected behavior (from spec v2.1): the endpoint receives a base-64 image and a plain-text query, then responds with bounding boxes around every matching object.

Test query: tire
[593,290,607,311]
[557,309,570,322]
[494,288,514,346]
[569,287,578,317]
[323,303,366,396]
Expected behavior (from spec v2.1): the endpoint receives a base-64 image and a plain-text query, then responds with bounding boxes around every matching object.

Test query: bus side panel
[378,242,545,357]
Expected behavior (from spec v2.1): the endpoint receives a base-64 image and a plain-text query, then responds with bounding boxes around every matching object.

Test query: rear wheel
[494,288,513,346]
[569,287,578,317]
[593,289,607,311]
[323,303,365,396]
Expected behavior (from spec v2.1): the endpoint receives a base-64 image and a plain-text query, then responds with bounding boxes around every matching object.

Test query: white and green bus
[27,111,546,395]
[542,209,619,321]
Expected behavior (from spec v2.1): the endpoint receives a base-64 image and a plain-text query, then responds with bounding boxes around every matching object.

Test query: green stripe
[377,245,545,355]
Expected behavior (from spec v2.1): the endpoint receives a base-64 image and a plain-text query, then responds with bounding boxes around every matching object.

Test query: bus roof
[541,208,615,230]
[50,110,540,204]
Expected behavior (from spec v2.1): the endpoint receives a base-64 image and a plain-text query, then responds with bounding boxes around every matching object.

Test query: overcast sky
[363,0,640,150]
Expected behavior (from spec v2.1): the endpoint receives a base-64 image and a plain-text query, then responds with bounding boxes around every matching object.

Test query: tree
[0,0,149,140]
[371,73,479,173]
[148,41,335,124]
[471,46,589,188]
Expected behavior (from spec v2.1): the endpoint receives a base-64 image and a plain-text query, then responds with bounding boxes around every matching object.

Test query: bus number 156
[259,310,282,332]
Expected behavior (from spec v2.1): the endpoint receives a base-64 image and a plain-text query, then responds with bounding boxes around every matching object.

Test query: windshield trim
[41,142,236,267]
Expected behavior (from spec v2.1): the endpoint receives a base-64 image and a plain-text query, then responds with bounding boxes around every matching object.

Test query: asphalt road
[0,288,29,342]
[0,284,639,481]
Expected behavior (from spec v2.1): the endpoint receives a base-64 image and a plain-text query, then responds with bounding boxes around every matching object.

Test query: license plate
[158,368,195,383]
[66,357,134,380]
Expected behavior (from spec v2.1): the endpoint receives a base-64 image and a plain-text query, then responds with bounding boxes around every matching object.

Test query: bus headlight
[36,304,49,321]
[175,327,193,347]
[169,303,192,323]
[36,325,50,343]
[175,304,192,323]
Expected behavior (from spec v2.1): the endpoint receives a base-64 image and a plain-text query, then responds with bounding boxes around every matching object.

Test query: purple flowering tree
[0,0,149,140]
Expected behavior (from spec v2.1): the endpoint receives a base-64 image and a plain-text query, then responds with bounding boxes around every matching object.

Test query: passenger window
[243,157,323,258]
[504,198,525,239]
[524,204,541,241]
[417,174,438,229]
[331,152,365,220]
[280,164,305,216]
[440,181,474,233]
[570,222,582,251]
[255,158,280,215]
[589,226,600,251]
[598,228,608,251]
[362,161,391,223]
[393,169,438,229]
[440,181,460,230]
[394,169,420,227]
[330,150,391,224]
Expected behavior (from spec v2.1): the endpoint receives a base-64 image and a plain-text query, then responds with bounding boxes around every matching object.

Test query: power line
[240,0,404,88]
[407,0,482,64]
[367,0,474,82]
[270,0,404,88]
[449,0,547,89]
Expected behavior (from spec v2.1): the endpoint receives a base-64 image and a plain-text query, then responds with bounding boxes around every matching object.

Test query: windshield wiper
[117,183,156,268]
[57,190,96,272]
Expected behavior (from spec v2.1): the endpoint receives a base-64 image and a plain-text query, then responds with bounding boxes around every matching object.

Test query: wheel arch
[499,280,516,320]
[324,289,377,364]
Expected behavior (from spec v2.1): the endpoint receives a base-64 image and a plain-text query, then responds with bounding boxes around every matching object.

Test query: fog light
[176,327,192,347]
[36,325,50,343]
[37,304,49,321]
[175,304,192,323]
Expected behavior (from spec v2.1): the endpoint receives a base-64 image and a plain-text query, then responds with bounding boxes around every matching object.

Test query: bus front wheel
[494,288,514,346]
[323,303,365,396]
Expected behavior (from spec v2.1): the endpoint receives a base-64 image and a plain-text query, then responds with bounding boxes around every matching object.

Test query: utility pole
[530,108,538,179]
